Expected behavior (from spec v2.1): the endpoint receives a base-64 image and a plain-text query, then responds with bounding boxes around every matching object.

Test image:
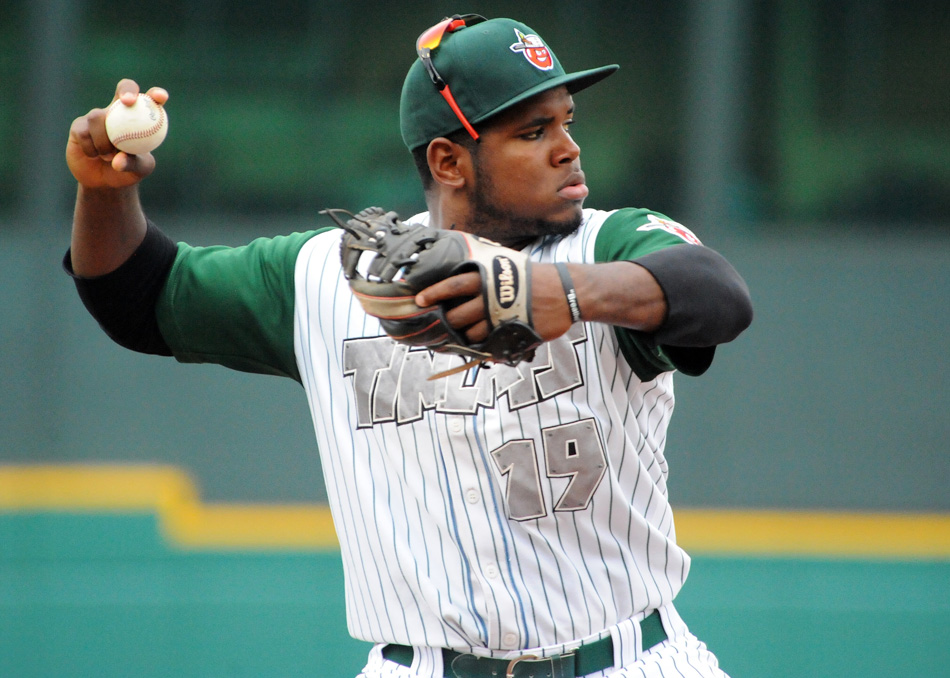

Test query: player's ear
[426,138,471,190]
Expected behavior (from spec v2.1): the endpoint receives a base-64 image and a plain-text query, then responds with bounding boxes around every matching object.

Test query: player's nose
[552,128,580,166]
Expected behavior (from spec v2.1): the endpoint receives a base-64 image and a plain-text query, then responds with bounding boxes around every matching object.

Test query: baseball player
[65,15,752,678]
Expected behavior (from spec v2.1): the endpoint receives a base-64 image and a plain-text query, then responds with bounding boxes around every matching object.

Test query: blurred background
[1,1,947,676]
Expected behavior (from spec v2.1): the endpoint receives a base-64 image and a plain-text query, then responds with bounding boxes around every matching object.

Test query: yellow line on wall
[673,508,950,559]
[1,464,948,558]
[0,464,338,550]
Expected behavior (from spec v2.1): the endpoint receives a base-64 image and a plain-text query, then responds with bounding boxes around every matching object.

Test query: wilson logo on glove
[493,256,519,308]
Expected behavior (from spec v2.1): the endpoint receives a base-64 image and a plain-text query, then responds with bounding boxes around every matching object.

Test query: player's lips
[557,172,589,201]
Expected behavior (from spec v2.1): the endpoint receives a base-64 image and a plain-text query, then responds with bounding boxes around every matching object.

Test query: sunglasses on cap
[415,13,486,141]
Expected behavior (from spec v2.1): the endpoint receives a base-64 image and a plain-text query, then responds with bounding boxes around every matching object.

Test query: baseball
[105,93,168,155]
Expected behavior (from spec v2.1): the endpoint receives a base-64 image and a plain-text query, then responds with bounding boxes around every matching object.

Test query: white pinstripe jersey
[157,206,706,654]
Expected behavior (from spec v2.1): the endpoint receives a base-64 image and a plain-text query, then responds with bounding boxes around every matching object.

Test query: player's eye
[520,127,544,141]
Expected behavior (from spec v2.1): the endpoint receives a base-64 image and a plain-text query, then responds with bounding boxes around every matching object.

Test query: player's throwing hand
[66,79,168,189]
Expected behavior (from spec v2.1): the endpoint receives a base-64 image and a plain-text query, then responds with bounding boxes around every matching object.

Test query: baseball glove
[324,207,543,372]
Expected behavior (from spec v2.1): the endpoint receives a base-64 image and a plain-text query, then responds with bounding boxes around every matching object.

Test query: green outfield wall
[1,505,946,678]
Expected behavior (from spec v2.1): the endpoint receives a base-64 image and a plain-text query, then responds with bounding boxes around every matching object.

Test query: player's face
[465,87,586,247]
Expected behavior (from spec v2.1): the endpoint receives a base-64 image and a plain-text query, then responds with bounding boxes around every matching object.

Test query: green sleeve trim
[592,208,701,380]
[593,208,694,263]
[156,228,332,382]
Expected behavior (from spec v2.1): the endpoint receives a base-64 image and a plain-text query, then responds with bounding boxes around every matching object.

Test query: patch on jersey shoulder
[636,215,702,245]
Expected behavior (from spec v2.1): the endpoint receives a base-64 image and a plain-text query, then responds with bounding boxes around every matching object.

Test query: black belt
[382,610,666,678]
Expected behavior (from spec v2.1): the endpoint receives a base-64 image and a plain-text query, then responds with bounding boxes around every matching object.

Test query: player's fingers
[113,78,141,106]
[111,151,155,177]
[416,271,482,307]
[87,108,118,156]
[444,295,485,329]
[68,111,115,160]
[144,87,169,105]
[464,320,489,343]
[68,115,98,157]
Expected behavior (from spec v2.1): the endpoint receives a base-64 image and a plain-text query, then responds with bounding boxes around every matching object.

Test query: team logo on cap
[509,29,554,71]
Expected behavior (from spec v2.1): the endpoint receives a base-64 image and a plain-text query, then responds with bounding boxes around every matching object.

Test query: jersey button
[484,563,499,579]
[449,417,464,434]
[466,489,480,504]
[502,632,518,648]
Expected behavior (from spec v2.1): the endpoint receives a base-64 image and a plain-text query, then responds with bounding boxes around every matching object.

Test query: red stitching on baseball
[110,95,166,144]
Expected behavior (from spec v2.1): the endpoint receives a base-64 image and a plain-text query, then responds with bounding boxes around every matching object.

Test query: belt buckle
[505,654,538,678]
[504,652,575,678]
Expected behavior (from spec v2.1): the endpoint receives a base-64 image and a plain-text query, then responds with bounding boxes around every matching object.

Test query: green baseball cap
[400,16,618,151]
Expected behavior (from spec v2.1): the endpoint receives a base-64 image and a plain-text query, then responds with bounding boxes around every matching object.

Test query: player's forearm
[563,245,752,348]
[70,184,148,278]
[567,261,667,332]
